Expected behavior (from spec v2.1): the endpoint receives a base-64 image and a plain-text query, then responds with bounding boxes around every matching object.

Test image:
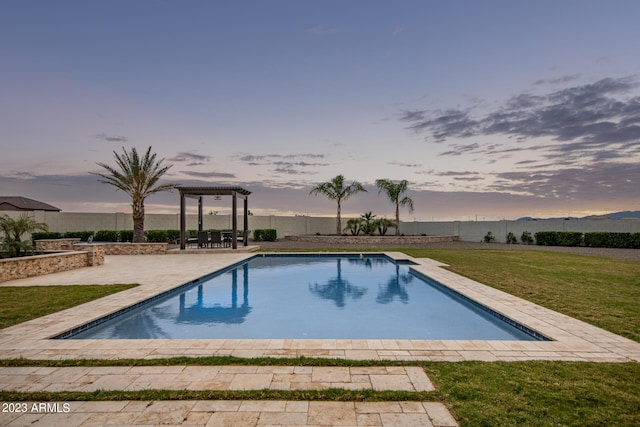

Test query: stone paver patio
[0,400,458,426]
[0,366,434,393]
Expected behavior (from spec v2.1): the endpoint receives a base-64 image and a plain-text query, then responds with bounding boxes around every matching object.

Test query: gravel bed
[256,239,640,262]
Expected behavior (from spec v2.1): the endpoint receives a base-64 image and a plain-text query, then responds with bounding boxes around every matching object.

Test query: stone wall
[35,238,81,251]
[285,235,459,245]
[73,243,168,255]
[0,249,104,283]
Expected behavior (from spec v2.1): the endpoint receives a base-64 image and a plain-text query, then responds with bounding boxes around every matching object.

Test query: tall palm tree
[375,179,414,235]
[92,146,176,243]
[309,175,366,235]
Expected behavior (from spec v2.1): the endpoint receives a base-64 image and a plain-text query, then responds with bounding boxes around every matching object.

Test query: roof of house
[0,196,61,211]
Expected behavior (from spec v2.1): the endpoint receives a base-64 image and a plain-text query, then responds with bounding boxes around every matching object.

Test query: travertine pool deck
[0,399,459,426]
[0,365,434,392]
[1,253,638,362]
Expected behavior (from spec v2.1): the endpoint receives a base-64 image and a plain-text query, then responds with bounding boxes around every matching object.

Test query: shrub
[94,230,119,242]
[535,231,583,247]
[145,230,168,243]
[483,232,495,243]
[253,229,277,241]
[521,231,534,245]
[374,218,394,236]
[63,231,94,241]
[119,230,134,242]
[263,229,277,241]
[344,218,363,236]
[584,232,640,249]
[31,232,63,241]
[506,232,517,244]
[166,230,181,243]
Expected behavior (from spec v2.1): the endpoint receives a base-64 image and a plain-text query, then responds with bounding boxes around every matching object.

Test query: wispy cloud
[169,152,211,163]
[95,133,128,143]
[532,74,581,86]
[387,161,421,167]
[180,171,236,178]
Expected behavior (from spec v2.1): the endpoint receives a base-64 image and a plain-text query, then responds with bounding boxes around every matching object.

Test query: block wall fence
[3,211,640,243]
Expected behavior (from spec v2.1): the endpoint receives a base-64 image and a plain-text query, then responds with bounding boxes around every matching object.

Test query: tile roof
[0,196,61,211]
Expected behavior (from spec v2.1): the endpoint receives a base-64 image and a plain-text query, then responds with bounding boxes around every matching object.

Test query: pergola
[178,186,251,250]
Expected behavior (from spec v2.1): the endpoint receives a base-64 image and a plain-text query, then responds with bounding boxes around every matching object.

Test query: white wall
[3,210,639,242]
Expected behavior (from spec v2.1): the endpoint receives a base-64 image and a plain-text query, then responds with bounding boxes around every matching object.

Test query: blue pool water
[63,255,545,340]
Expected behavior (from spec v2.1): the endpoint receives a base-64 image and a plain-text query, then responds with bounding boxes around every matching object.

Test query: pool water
[66,255,543,340]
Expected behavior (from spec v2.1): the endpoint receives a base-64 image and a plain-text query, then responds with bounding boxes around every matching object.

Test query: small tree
[375,179,414,236]
[92,146,176,243]
[0,213,48,257]
[344,218,363,235]
[360,211,377,235]
[309,175,367,235]
[373,217,394,236]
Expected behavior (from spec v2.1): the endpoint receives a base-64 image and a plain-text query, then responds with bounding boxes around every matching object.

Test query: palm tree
[0,213,48,257]
[309,175,366,235]
[92,146,176,243]
[375,179,414,235]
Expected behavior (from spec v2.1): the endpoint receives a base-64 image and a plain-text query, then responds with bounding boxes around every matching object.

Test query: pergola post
[243,197,249,246]
[198,196,203,232]
[180,192,186,250]
[232,191,238,249]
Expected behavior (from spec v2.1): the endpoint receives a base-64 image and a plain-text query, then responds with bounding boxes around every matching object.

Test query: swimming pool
[61,254,546,341]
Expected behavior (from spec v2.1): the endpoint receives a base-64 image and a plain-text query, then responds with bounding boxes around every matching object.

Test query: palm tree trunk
[395,203,400,236]
[132,198,145,243]
[336,200,342,235]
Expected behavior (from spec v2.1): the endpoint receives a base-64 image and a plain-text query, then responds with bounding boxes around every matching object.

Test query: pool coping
[1,252,639,362]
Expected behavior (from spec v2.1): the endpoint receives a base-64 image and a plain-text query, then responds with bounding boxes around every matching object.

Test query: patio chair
[210,230,223,248]
[197,231,209,248]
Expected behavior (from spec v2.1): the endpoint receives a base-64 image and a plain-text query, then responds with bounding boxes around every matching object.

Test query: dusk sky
[1,1,639,221]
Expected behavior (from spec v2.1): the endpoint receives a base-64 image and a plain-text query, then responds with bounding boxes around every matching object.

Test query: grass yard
[0,284,138,329]
[402,248,640,342]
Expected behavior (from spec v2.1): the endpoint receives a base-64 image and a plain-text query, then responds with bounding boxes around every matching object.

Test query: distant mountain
[517,211,640,221]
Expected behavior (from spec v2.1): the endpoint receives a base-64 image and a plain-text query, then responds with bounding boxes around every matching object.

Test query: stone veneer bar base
[0,247,104,283]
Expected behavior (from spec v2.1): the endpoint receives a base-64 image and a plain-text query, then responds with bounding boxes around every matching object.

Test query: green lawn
[401,249,640,342]
[1,250,639,426]
[0,284,138,329]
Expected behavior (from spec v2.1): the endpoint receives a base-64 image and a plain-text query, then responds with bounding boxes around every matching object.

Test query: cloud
[307,26,341,36]
[401,76,640,165]
[438,143,481,157]
[533,74,581,86]
[488,161,639,201]
[387,161,421,167]
[180,171,236,178]
[95,133,128,143]
[169,152,211,163]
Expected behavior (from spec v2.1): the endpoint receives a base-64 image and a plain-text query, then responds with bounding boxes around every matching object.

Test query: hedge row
[534,231,584,247]
[32,229,248,243]
[253,229,277,242]
[534,231,640,248]
[583,232,640,249]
